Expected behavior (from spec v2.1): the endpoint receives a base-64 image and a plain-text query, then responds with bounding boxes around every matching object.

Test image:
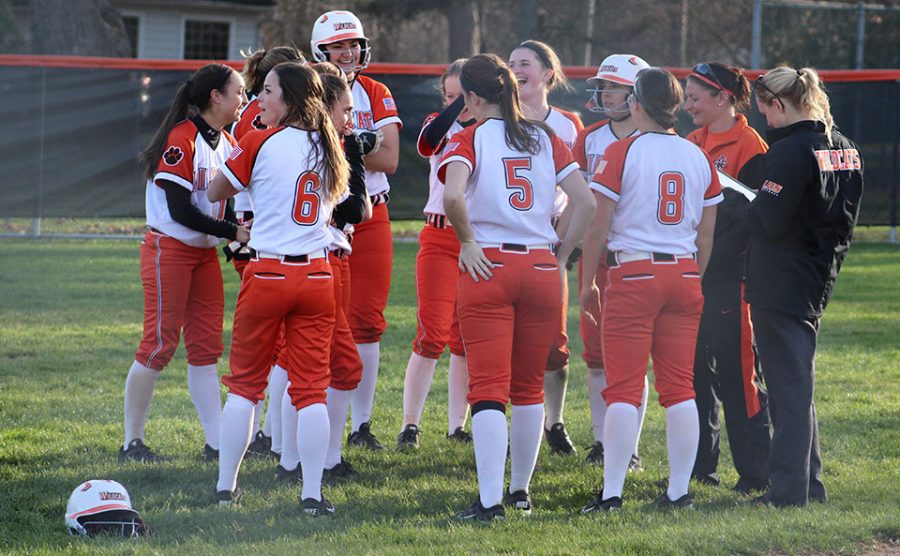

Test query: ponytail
[757,66,834,144]
[241,45,305,96]
[139,63,234,179]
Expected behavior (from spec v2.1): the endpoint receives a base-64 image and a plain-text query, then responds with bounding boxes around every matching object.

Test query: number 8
[657,172,685,225]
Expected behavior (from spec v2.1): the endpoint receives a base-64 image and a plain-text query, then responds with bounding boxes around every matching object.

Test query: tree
[30,0,131,56]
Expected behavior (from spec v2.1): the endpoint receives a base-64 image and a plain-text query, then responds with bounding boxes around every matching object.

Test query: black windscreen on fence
[0,64,897,225]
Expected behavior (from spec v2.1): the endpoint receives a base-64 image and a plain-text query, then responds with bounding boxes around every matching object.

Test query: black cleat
[502,489,532,515]
[447,427,473,443]
[456,499,505,522]
[347,421,384,451]
[301,496,335,517]
[581,490,622,513]
[544,423,576,455]
[215,487,242,507]
[324,458,357,482]
[655,492,695,509]
[396,424,420,450]
[628,454,644,472]
[585,441,604,466]
[119,439,167,463]
[246,431,274,458]
[203,444,219,462]
[274,464,302,483]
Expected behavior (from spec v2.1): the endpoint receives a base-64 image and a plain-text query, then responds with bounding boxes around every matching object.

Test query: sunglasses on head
[691,63,732,95]
[753,76,783,106]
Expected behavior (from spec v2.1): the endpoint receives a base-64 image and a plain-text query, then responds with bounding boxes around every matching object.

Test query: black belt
[499,243,528,253]
[371,192,390,206]
[425,213,449,229]
[249,248,310,263]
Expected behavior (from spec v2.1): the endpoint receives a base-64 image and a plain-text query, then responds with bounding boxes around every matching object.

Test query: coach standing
[746,66,863,507]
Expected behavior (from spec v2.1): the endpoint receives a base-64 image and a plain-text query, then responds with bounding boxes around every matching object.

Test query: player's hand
[357,130,384,155]
[235,224,251,244]
[555,256,568,301]
[458,241,493,282]
[579,281,600,326]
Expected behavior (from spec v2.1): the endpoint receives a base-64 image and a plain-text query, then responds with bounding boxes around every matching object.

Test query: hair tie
[796,69,804,77]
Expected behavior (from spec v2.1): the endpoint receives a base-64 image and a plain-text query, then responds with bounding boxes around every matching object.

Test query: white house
[110,0,274,59]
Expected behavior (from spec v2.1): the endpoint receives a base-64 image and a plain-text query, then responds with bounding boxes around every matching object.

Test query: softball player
[397,59,474,450]
[509,40,583,454]
[276,71,370,483]
[209,62,348,516]
[579,68,722,512]
[683,62,771,493]
[440,54,595,520]
[311,10,402,450]
[575,54,651,469]
[231,46,305,460]
[121,63,249,463]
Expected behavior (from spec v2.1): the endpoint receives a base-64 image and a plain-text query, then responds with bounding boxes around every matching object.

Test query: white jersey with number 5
[590,131,723,255]
[220,126,334,256]
[437,118,579,245]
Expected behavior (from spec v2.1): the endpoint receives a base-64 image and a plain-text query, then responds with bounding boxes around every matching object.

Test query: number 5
[504,157,533,211]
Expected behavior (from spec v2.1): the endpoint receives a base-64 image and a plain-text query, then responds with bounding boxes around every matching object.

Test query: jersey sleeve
[365,79,403,131]
[416,113,441,158]
[220,128,272,192]
[233,102,265,141]
[550,133,579,183]
[436,128,476,184]
[589,138,630,202]
[152,125,196,191]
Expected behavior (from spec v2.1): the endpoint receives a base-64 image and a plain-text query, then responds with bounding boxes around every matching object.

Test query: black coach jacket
[742,120,863,318]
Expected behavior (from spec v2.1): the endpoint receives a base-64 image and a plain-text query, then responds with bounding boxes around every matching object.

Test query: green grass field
[0,235,898,555]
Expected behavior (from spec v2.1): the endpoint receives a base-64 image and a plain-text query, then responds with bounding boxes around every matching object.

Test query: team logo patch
[714,155,727,171]
[383,97,396,111]
[252,114,265,130]
[628,57,640,65]
[600,64,618,72]
[334,22,356,31]
[228,145,243,160]
[99,491,126,501]
[445,141,459,153]
[319,14,328,22]
[163,146,184,166]
[761,180,783,196]
[594,160,608,174]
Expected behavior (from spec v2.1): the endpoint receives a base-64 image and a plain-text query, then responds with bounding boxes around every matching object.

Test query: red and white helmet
[65,480,149,538]
[310,10,371,73]
[588,54,650,88]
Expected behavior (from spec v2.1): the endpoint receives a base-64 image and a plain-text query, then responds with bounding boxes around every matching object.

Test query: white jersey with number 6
[220,126,334,256]
[437,118,579,245]
[590,131,723,255]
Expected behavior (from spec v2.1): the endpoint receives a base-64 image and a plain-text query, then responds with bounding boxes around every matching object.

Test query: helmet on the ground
[65,480,149,538]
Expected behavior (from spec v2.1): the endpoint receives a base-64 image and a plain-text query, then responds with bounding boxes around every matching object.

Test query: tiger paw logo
[163,146,184,166]
[714,155,727,171]
[252,114,265,130]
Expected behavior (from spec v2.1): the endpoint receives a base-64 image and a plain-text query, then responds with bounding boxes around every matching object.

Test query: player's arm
[363,123,399,174]
[696,205,718,278]
[579,191,615,325]
[161,180,245,241]
[422,96,465,150]
[333,133,371,227]
[443,161,493,282]
[208,172,239,203]
[555,171,595,268]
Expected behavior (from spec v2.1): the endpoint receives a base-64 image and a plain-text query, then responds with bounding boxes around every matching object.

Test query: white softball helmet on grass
[65,480,149,538]
[310,10,371,73]
[586,54,650,114]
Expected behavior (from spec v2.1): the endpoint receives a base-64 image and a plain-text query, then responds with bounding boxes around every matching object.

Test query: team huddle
[111,7,864,525]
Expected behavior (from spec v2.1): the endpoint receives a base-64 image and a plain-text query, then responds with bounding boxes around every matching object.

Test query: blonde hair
[756,66,834,143]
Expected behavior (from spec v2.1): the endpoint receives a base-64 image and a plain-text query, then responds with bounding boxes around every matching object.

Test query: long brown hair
[271,62,349,204]
[460,54,551,155]
[139,63,234,179]
[241,46,305,95]
[633,67,684,129]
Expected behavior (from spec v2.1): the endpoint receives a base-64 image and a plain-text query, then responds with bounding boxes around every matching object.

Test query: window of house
[183,20,230,60]
[122,15,139,58]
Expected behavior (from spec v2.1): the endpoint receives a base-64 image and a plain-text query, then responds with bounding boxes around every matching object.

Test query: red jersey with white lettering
[574,119,639,178]
[220,126,334,256]
[231,96,267,213]
[146,119,235,248]
[437,118,579,245]
[591,131,723,254]
[417,112,465,216]
[351,75,402,196]
[544,107,584,218]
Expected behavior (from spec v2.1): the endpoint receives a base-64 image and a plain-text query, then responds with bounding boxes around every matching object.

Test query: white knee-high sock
[351,342,380,431]
[665,399,699,500]
[634,376,649,456]
[216,394,255,492]
[325,387,353,469]
[298,403,330,502]
[253,399,265,434]
[472,409,508,508]
[543,366,569,427]
[602,403,639,499]
[266,365,288,453]
[448,354,470,433]
[124,360,160,448]
[509,404,543,493]
[402,353,438,426]
[187,364,222,449]
[279,385,299,471]
[587,367,607,443]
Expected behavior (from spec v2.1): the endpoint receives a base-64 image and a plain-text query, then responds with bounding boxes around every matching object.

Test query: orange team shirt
[686,114,768,178]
